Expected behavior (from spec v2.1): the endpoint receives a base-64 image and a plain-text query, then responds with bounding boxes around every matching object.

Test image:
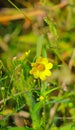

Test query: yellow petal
[40,73,46,80]
[34,71,39,78]
[46,70,51,76]
[46,63,53,69]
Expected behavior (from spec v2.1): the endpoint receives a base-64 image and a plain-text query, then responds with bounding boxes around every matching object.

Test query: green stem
[7,0,31,20]
[24,90,42,129]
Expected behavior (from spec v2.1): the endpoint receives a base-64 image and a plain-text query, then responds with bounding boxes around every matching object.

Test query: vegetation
[0,0,75,130]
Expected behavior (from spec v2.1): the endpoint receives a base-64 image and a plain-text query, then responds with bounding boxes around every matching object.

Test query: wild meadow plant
[0,31,59,130]
[0,11,64,130]
[8,40,55,130]
[1,1,75,130]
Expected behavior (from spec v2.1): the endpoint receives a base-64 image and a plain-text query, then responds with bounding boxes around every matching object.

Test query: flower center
[35,63,45,71]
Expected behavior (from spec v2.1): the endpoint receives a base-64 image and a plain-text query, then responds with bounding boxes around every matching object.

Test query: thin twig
[7,0,31,21]
[0,8,45,23]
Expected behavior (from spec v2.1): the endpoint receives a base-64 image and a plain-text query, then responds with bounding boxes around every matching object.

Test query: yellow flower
[39,96,44,101]
[18,50,30,61]
[30,57,53,80]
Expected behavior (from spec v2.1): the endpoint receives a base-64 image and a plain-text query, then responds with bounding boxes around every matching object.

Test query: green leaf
[44,87,59,96]
[51,124,75,130]
[19,33,37,44]
[44,17,58,39]
[7,127,33,130]
[36,34,44,58]
[42,44,47,58]
[59,124,75,130]
[0,76,8,82]
[33,102,42,113]
[48,98,70,104]
[0,60,3,69]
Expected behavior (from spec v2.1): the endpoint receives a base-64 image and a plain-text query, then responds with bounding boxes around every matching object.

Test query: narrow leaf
[36,35,44,58]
